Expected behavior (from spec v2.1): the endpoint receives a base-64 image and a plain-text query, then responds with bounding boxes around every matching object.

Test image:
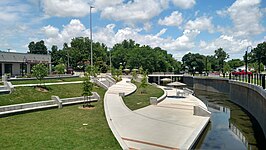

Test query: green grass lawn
[11,77,83,85]
[123,82,164,110]
[0,83,88,106]
[0,87,121,149]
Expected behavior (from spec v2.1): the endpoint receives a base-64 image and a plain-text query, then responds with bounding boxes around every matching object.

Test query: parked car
[232,70,252,75]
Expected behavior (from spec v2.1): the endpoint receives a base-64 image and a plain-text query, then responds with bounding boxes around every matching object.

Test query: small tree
[139,71,148,94]
[86,65,99,77]
[82,73,93,107]
[132,69,137,81]
[139,66,143,75]
[55,63,65,78]
[32,63,48,86]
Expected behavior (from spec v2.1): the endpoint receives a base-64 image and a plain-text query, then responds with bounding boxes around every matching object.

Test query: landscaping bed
[123,82,164,110]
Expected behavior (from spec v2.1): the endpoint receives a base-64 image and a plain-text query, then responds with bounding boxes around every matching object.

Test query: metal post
[245,50,248,74]
[205,56,208,76]
[246,46,252,74]
[262,74,265,89]
[248,74,250,83]
[90,6,94,67]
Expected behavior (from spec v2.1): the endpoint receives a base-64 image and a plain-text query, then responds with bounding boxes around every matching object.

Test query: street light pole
[246,46,252,74]
[90,5,94,67]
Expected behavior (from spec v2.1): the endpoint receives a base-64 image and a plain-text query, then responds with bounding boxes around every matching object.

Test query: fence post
[248,74,250,83]
[262,74,265,89]
[257,74,259,85]
[251,74,253,84]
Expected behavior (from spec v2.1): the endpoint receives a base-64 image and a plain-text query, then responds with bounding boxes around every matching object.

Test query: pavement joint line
[121,137,179,150]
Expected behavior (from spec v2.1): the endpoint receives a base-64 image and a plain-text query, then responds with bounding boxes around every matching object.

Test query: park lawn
[123,82,164,110]
[0,87,121,149]
[11,77,83,85]
[0,83,87,106]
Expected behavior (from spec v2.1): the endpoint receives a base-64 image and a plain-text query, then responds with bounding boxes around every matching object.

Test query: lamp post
[246,46,252,74]
[90,5,94,67]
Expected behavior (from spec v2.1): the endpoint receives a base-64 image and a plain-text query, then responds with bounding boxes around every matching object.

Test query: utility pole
[90,6,94,67]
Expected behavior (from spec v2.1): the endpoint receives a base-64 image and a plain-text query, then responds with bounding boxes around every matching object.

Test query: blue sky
[0,0,265,60]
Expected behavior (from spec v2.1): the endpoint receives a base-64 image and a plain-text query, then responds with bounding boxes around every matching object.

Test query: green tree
[182,53,205,74]
[28,40,48,54]
[132,69,137,81]
[139,71,148,93]
[214,48,229,73]
[32,63,48,85]
[82,73,93,107]
[227,59,244,70]
[249,42,266,73]
[223,62,231,73]
[86,65,99,77]
[55,63,65,74]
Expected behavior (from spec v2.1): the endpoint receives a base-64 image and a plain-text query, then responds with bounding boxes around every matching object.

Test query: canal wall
[182,76,266,139]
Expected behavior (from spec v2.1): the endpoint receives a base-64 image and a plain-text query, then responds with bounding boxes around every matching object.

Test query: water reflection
[194,90,265,150]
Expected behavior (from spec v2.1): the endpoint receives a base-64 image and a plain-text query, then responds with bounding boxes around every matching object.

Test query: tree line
[28,39,266,74]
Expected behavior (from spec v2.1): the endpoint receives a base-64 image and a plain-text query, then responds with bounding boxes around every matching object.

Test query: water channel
[193,90,266,150]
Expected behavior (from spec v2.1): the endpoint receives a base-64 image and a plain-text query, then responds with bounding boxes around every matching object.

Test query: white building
[0,51,51,76]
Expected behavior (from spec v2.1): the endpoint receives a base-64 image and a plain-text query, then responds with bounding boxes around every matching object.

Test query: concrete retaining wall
[182,76,194,88]
[193,77,230,94]
[229,81,266,138]
[182,76,266,139]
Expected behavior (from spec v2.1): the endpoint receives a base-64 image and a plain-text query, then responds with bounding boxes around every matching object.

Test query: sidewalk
[104,78,210,149]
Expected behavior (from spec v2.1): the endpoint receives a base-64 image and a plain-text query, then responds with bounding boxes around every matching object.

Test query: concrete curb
[157,86,167,103]
[103,81,137,150]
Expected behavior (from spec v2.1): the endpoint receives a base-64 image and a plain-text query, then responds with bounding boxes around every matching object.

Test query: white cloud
[199,35,252,54]
[155,28,167,37]
[185,16,214,33]
[93,0,123,8]
[172,0,196,9]
[42,0,92,17]
[100,0,167,24]
[143,22,152,31]
[42,25,59,38]
[42,19,199,53]
[158,11,183,26]
[219,0,264,37]
[0,3,30,22]
[42,19,90,47]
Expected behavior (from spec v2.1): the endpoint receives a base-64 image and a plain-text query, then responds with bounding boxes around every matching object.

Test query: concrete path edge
[104,81,137,150]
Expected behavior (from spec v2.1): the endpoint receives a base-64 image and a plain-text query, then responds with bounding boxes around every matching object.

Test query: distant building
[235,65,254,72]
[0,51,51,76]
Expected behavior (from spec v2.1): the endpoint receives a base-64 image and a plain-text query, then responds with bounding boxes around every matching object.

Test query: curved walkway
[104,78,210,150]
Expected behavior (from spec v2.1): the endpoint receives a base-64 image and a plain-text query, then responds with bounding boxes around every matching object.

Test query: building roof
[0,51,51,63]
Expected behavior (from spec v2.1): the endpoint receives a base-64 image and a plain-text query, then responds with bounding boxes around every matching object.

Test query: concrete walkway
[104,78,210,150]
[13,81,83,87]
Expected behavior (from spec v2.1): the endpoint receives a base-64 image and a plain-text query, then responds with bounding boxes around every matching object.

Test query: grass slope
[0,84,87,106]
[11,77,83,85]
[0,87,121,149]
[123,82,164,110]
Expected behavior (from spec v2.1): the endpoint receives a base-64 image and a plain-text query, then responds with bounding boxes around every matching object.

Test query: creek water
[193,90,266,150]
